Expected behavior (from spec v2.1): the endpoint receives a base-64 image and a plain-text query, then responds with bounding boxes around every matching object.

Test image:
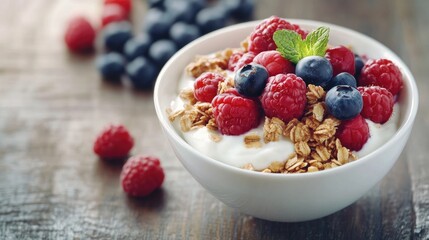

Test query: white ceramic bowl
[154,19,418,222]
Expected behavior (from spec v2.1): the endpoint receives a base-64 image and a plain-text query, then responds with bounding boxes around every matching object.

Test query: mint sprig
[273,26,330,64]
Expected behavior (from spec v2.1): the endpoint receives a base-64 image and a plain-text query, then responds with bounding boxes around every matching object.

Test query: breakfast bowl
[154,19,418,222]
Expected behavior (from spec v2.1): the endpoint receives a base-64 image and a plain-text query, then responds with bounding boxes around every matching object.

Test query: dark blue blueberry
[96,52,126,81]
[295,56,333,86]
[223,0,254,21]
[103,21,133,53]
[126,57,159,89]
[147,0,164,9]
[234,63,269,97]
[165,0,205,13]
[149,40,178,67]
[196,6,228,34]
[354,54,364,79]
[124,34,152,61]
[324,72,357,90]
[166,0,196,23]
[143,8,175,40]
[170,22,201,48]
[325,85,363,120]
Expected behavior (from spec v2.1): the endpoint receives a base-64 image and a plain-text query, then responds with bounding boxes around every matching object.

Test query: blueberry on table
[149,40,178,67]
[354,54,365,79]
[166,0,196,23]
[146,0,164,9]
[103,21,133,53]
[324,72,357,90]
[96,52,126,81]
[234,63,269,97]
[170,22,201,48]
[126,57,158,89]
[325,85,363,120]
[196,6,228,34]
[143,8,174,40]
[223,0,254,21]
[295,56,333,86]
[124,34,152,61]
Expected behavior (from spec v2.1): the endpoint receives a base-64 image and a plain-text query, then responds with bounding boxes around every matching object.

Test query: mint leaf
[303,26,330,56]
[273,30,303,64]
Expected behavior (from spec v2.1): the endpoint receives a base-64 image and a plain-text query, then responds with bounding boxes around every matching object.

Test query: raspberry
[357,86,394,124]
[325,45,355,76]
[194,72,225,103]
[212,89,261,135]
[64,16,96,53]
[93,124,134,160]
[102,4,128,27]
[228,51,244,71]
[248,16,307,54]
[233,52,256,72]
[104,0,132,15]
[260,74,307,123]
[336,115,369,151]
[358,58,403,95]
[120,155,164,197]
[253,50,295,76]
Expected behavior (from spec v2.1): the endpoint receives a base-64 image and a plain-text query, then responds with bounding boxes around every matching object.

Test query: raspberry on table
[358,86,394,124]
[253,50,295,76]
[358,58,403,95]
[194,72,225,102]
[228,51,244,71]
[120,155,165,197]
[325,45,355,76]
[101,3,128,27]
[336,115,369,151]
[233,52,256,72]
[104,0,132,15]
[64,16,96,53]
[260,73,307,123]
[248,16,307,54]
[212,89,262,135]
[93,124,134,160]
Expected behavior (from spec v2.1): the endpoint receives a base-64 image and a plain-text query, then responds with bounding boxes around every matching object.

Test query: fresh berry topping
[336,115,370,151]
[260,73,307,123]
[101,4,128,27]
[357,86,394,124]
[248,16,307,54]
[194,72,225,102]
[295,56,333,86]
[324,72,357,90]
[196,6,228,34]
[235,64,269,97]
[148,40,178,67]
[126,57,158,89]
[124,34,152,61]
[325,46,355,76]
[253,50,295,76]
[228,51,244,71]
[93,124,134,159]
[233,52,256,72]
[103,21,133,52]
[358,58,403,95]
[120,155,165,197]
[96,52,126,81]
[104,0,132,15]
[212,89,261,135]
[170,22,201,48]
[64,16,96,53]
[354,54,365,79]
[325,85,363,120]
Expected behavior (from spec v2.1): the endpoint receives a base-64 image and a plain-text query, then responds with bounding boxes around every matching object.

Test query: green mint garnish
[273,26,330,64]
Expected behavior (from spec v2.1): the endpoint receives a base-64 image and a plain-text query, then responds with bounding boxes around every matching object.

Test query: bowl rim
[154,19,419,180]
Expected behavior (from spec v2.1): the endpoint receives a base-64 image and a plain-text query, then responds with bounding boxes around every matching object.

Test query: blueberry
[354,54,364,79]
[149,40,178,67]
[143,8,174,40]
[325,85,363,120]
[170,22,201,48]
[126,57,158,89]
[324,72,357,90]
[234,63,269,97]
[147,0,164,9]
[295,56,333,86]
[223,0,254,21]
[196,6,228,34]
[166,0,196,23]
[96,52,126,81]
[103,21,133,53]
[165,0,205,13]
[124,34,152,61]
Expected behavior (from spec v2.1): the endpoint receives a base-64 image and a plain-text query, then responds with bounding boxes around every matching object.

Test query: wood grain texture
[0,0,428,239]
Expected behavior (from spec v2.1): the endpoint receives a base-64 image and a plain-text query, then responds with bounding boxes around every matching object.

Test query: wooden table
[1,0,428,239]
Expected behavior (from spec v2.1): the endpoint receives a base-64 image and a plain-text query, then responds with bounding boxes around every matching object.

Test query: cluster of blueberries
[97,0,254,89]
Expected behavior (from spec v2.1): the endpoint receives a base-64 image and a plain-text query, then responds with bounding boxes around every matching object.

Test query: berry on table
[148,39,178,67]
[358,58,403,95]
[124,34,152,61]
[93,124,134,160]
[169,22,201,48]
[357,86,394,124]
[234,63,269,97]
[260,73,307,123]
[325,45,355,76]
[104,0,132,15]
[295,56,333,86]
[101,4,128,27]
[223,0,254,21]
[194,72,225,103]
[64,16,96,53]
[336,115,370,151]
[166,0,197,23]
[325,85,363,120]
[120,155,165,197]
[212,89,261,135]
[96,52,126,81]
[126,57,158,89]
[103,21,133,53]
[196,6,228,34]
[253,50,295,77]
[324,72,357,91]
[143,8,175,40]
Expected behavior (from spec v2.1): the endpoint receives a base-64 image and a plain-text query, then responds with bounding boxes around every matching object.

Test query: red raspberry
[102,4,128,27]
[93,124,134,160]
[233,52,256,72]
[325,45,355,76]
[336,115,370,151]
[194,72,225,103]
[357,86,394,124]
[64,16,96,53]
[260,74,307,123]
[104,0,132,15]
[358,58,403,95]
[253,50,295,76]
[228,51,244,71]
[248,16,307,54]
[212,89,261,135]
[120,155,165,197]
